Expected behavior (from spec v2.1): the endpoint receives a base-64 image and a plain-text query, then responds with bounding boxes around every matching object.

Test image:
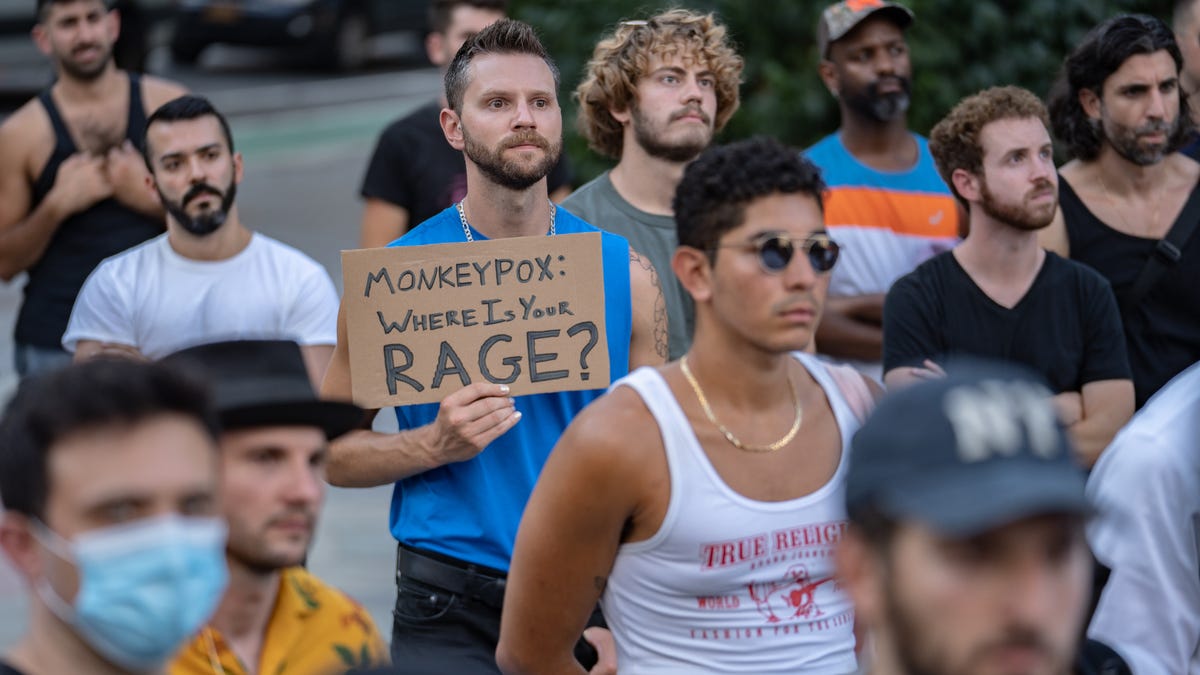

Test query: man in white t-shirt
[1087,359,1200,675]
[62,94,338,384]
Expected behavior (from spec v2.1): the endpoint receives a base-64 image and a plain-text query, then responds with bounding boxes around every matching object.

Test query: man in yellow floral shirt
[165,340,389,675]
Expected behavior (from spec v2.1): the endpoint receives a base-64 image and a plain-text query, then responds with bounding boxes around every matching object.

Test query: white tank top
[602,352,859,675]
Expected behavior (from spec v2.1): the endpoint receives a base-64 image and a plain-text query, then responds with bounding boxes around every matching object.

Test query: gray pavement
[0,67,439,648]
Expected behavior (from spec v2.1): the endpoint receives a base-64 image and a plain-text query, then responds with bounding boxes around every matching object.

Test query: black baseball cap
[846,360,1089,535]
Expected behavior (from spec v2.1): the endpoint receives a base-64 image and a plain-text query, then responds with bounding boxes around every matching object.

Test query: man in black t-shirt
[358,0,572,247]
[883,86,1133,468]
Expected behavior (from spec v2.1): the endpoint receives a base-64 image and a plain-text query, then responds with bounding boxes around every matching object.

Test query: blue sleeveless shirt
[388,204,632,570]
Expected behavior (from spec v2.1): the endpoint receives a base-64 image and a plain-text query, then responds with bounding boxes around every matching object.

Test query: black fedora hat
[162,340,364,440]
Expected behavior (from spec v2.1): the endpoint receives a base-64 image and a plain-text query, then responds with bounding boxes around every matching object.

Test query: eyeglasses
[712,232,841,274]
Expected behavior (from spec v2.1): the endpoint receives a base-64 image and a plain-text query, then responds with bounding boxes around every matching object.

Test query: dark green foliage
[512,0,1173,182]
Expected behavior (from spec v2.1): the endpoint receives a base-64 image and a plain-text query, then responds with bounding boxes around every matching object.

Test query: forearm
[497,644,587,675]
[1070,384,1134,468]
[325,425,442,487]
[815,312,883,361]
[116,188,164,219]
[0,199,68,280]
[1068,416,1123,469]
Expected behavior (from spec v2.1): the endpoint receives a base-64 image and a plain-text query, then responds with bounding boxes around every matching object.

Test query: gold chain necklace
[1095,169,1160,236]
[679,355,803,453]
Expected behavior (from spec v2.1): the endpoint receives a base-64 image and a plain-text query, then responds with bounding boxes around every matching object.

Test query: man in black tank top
[1043,14,1200,408]
[0,0,186,378]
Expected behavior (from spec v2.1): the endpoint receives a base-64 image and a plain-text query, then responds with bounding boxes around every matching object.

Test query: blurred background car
[170,0,429,71]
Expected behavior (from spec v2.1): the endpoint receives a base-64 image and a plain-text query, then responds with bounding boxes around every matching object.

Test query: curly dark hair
[1048,14,1193,161]
[674,137,825,255]
[929,86,1050,207]
[444,18,558,113]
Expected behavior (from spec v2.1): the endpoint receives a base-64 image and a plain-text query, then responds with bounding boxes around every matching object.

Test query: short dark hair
[1048,14,1193,161]
[846,501,900,553]
[427,0,507,35]
[0,360,220,519]
[142,94,235,171]
[443,18,559,113]
[674,136,826,254]
[37,0,111,22]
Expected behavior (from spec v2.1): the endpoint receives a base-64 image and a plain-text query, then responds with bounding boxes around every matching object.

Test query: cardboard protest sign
[341,233,610,407]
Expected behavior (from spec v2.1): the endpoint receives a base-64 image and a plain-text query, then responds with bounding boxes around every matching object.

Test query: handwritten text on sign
[341,233,610,407]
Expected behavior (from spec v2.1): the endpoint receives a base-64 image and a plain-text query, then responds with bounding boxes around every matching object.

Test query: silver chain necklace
[456,199,556,242]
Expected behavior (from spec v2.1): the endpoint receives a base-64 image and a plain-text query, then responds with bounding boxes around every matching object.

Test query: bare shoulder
[1168,153,1200,185]
[139,75,189,112]
[628,246,659,282]
[1057,159,1086,185]
[559,378,662,467]
[0,99,52,174]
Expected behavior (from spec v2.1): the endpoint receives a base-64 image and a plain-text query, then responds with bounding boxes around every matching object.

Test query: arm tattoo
[593,576,608,594]
[630,249,669,360]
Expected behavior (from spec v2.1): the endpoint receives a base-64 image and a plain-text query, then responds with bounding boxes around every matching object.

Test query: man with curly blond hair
[563,8,743,359]
[883,86,1133,468]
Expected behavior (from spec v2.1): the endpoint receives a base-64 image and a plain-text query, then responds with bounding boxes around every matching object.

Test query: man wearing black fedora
[163,340,389,675]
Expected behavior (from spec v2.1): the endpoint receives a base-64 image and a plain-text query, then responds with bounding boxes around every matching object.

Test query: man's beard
[463,126,561,191]
[979,178,1057,232]
[883,577,1066,675]
[1103,114,1178,166]
[57,42,113,82]
[632,103,713,163]
[160,179,238,237]
[843,75,912,123]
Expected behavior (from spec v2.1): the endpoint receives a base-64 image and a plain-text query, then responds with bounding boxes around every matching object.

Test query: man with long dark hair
[1043,13,1200,409]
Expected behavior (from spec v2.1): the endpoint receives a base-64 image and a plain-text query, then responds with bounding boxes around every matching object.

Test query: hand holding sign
[420,382,521,466]
[341,233,611,407]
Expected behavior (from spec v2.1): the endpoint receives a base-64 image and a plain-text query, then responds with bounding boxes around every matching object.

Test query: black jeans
[388,550,603,674]
[391,574,505,674]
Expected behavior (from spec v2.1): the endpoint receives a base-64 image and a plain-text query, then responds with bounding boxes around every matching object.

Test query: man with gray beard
[61,95,339,385]
[1042,13,1200,409]
[805,0,961,382]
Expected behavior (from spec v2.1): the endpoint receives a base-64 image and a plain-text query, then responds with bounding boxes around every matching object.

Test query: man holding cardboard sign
[321,18,665,675]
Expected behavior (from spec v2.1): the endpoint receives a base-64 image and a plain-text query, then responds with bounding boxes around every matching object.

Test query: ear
[951,167,982,204]
[818,59,839,98]
[609,101,632,126]
[425,31,447,67]
[232,151,244,184]
[440,107,465,151]
[672,246,714,304]
[107,6,121,43]
[1079,87,1102,121]
[0,512,42,583]
[32,23,51,57]
[834,529,885,628]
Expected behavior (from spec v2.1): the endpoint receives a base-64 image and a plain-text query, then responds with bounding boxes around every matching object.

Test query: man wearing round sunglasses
[498,137,868,674]
[883,86,1134,467]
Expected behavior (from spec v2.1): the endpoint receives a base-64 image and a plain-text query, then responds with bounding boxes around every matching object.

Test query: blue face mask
[34,514,229,673]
